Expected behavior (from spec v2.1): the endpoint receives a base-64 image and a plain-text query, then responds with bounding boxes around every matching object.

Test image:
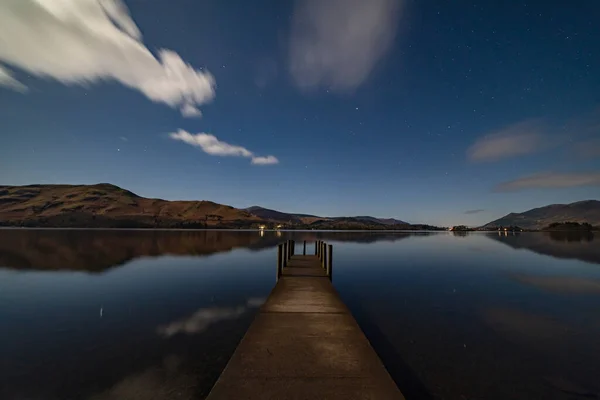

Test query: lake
[1,229,599,400]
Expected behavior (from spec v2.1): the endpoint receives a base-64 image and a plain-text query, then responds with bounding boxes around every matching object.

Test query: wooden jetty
[206,240,405,400]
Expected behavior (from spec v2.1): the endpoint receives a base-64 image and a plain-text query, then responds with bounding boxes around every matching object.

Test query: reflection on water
[489,231,600,264]
[157,298,265,337]
[1,229,600,400]
[0,229,418,271]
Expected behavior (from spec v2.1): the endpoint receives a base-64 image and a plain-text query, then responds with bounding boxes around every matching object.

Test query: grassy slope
[0,183,260,228]
[483,200,600,230]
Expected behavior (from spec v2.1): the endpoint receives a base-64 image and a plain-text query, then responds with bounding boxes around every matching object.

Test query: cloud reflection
[157,298,265,337]
[482,308,570,345]
[88,355,196,400]
[510,274,600,295]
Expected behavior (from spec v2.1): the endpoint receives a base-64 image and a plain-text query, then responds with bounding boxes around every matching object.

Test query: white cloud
[467,120,545,162]
[251,155,279,165]
[169,130,253,157]
[495,172,600,192]
[169,129,278,165]
[0,0,215,117]
[180,103,202,118]
[288,0,402,92]
[0,65,27,92]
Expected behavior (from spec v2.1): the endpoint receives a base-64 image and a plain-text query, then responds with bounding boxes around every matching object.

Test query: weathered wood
[206,252,404,400]
[303,240,306,255]
[277,243,283,281]
[327,244,333,280]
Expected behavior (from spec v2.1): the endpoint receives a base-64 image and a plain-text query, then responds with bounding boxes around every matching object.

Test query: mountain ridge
[0,184,413,229]
[482,200,600,230]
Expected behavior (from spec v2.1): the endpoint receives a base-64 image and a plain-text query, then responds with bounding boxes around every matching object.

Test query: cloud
[467,120,545,162]
[251,155,279,165]
[180,103,202,118]
[0,65,27,92]
[169,129,278,165]
[465,209,485,215]
[156,298,264,337]
[288,0,402,92]
[0,0,215,117]
[495,172,600,192]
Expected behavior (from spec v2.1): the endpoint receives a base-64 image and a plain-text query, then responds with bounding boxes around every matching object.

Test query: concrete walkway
[205,254,404,400]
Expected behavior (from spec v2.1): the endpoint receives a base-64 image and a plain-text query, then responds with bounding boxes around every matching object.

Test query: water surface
[1,229,599,399]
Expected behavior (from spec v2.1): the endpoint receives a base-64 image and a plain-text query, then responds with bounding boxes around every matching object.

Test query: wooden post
[321,242,326,268]
[292,240,295,256]
[277,243,283,281]
[327,244,333,280]
[315,241,318,255]
[283,241,288,267]
[303,240,306,255]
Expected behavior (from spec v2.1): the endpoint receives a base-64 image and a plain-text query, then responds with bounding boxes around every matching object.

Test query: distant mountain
[0,183,417,230]
[245,206,408,226]
[0,184,259,228]
[244,206,303,224]
[347,216,408,225]
[482,200,600,230]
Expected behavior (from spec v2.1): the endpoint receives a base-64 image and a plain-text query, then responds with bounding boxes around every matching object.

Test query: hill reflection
[0,229,420,272]
[487,231,599,265]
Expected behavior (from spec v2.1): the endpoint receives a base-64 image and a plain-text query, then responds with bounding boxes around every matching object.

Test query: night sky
[1,0,599,226]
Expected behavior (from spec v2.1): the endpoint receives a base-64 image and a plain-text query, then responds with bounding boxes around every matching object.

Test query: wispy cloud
[0,65,27,92]
[0,0,215,117]
[169,129,279,165]
[467,120,546,162]
[495,171,600,192]
[465,209,485,215]
[180,103,203,118]
[251,155,279,165]
[288,0,402,92]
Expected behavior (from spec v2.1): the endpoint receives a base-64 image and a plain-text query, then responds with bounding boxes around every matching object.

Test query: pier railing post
[283,241,288,267]
[327,244,333,280]
[277,243,283,280]
[321,242,326,268]
[320,241,324,262]
[292,240,295,256]
[303,240,306,255]
[315,241,318,255]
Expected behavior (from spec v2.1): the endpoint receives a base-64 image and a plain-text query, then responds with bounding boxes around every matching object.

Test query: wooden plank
[205,254,405,400]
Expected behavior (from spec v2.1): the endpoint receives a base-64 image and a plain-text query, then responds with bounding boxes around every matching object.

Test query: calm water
[1,229,599,400]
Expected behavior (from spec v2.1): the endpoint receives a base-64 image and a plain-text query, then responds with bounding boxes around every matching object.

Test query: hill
[482,200,600,230]
[244,206,304,224]
[0,184,259,228]
[244,206,407,226]
[0,183,423,230]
